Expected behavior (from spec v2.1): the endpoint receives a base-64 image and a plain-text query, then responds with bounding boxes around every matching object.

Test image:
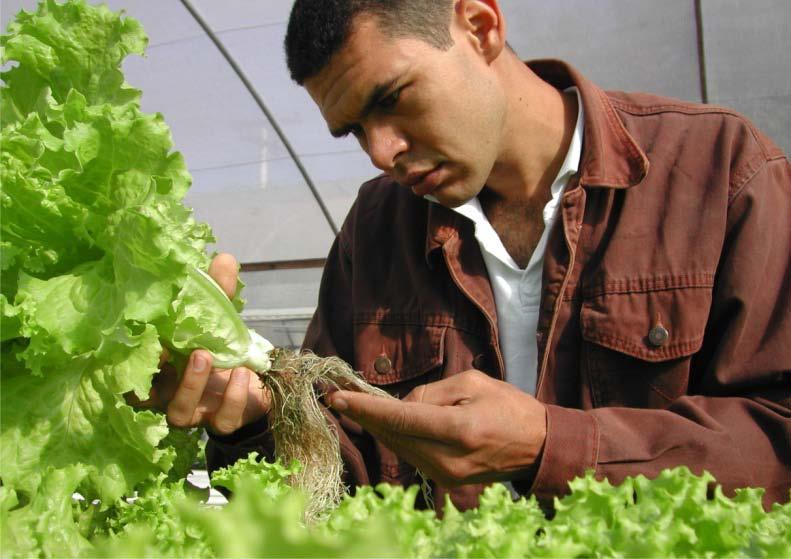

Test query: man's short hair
[285,0,455,85]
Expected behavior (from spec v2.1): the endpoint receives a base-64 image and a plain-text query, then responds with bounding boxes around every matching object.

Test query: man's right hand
[161,350,270,435]
[128,253,271,436]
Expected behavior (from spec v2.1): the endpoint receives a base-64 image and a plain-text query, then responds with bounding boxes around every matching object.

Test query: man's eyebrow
[330,77,400,138]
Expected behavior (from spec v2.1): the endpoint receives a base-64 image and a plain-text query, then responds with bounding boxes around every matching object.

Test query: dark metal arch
[179,0,339,237]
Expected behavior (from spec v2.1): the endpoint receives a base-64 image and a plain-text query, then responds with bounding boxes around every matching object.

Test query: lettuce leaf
[0,465,91,559]
[1,0,216,521]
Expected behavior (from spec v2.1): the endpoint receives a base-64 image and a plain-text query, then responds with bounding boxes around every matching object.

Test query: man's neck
[484,55,579,207]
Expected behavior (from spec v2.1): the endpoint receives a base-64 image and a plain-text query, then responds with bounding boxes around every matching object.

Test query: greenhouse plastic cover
[3,0,789,266]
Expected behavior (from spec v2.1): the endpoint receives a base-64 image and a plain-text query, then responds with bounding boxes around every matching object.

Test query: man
[156,0,791,510]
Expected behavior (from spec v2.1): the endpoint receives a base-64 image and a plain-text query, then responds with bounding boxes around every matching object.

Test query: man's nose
[365,124,408,172]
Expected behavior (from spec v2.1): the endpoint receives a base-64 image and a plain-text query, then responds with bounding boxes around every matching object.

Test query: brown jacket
[208,60,791,510]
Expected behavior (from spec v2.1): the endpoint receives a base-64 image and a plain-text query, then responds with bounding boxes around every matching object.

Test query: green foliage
[90,475,215,558]
[1,0,276,531]
[0,2,222,556]
[89,458,791,558]
[210,450,300,499]
[91,456,402,559]
[1,0,214,519]
[0,466,91,558]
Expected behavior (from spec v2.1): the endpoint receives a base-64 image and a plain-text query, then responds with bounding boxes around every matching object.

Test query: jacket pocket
[353,321,446,389]
[579,277,713,407]
[350,320,446,486]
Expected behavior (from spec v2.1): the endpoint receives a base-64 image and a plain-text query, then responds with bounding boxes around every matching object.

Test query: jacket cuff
[512,405,599,501]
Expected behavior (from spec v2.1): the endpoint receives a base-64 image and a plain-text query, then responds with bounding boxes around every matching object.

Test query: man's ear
[453,0,506,63]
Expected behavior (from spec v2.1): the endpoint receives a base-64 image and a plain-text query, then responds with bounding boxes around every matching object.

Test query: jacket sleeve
[520,153,791,508]
[206,207,373,488]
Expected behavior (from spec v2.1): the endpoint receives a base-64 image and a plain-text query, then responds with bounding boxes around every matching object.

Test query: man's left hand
[327,370,547,486]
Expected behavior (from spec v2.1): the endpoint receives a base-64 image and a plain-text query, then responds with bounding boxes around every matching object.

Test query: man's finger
[402,375,475,406]
[204,367,233,395]
[167,351,212,427]
[209,253,239,299]
[211,367,250,435]
[328,390,457,440]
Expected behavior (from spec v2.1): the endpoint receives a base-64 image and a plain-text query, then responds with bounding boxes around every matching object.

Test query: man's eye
[379,89,401,109]
[338,125,364,139]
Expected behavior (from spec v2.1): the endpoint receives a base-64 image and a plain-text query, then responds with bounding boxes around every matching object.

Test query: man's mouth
[401,164,444,197]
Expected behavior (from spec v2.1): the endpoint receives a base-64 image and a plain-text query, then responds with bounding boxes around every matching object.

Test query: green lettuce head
[0,0,269,514]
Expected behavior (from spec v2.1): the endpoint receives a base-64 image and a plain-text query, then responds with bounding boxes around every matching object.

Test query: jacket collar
[425,59,649,263]
[425,201,460,266]
[528,59,649,189]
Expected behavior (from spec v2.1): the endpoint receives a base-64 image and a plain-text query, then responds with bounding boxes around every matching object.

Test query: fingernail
[193,354,208,373]
[330,396,348,411]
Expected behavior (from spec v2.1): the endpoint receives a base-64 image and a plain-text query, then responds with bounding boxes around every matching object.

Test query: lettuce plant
[0,0,243,516]
[91,459,791,558]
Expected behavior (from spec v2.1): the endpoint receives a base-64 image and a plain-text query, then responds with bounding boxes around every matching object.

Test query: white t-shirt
[428,87,584,394]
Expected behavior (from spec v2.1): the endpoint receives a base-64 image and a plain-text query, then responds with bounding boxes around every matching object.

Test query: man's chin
[436,196,470,209]
[428,183,480,208]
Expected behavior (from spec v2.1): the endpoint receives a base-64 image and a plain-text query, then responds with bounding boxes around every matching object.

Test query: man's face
[304,15,506,208]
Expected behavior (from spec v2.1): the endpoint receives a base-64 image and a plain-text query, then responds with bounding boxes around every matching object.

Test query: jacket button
[374,355,392,375]
[472,353,487,370]
[647,325,669,347]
